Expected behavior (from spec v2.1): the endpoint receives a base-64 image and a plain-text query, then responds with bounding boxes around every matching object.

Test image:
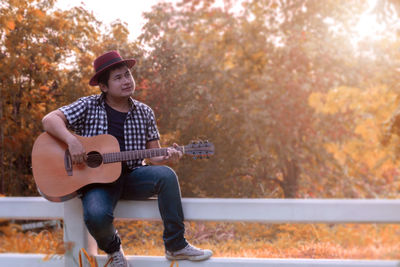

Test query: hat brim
[89,59,136,86]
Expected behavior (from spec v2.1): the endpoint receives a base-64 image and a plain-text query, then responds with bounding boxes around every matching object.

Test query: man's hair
[97,62,129,87]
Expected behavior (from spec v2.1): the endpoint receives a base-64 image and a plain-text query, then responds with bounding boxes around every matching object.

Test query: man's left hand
[165,143,183,164]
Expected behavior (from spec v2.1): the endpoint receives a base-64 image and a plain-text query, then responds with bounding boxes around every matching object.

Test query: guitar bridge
[64,149,73,176]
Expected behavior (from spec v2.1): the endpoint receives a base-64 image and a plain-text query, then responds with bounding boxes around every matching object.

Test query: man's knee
[160,166,179,185]
[152,166,180,192]
[84,207,114,230]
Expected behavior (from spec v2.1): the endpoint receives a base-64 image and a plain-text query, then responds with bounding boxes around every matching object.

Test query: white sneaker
[166,243,213,261]
[107,248,129,267]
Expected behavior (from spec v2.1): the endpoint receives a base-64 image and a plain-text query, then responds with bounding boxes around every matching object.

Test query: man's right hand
[42,110,87,165]
[66,135,87,165]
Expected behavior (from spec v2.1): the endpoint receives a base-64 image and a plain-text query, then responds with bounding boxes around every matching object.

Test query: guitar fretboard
[103,148,174,163]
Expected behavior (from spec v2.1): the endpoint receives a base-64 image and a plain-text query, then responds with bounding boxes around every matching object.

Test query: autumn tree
[308,1,400,198]
[0,0,102,195]
[135,0,378,198]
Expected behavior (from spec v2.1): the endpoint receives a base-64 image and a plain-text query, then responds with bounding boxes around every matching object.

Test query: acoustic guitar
[31,133,214,202]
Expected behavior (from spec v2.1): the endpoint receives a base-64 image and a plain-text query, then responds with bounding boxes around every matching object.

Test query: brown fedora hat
[89,50,136,86]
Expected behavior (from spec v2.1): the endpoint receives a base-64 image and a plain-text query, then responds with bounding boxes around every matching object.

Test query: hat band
[95,57,123,72]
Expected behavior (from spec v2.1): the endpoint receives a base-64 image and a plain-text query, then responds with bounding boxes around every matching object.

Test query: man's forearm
[42,111,74,144]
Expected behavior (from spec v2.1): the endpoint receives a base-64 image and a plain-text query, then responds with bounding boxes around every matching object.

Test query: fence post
[63,198,97,266]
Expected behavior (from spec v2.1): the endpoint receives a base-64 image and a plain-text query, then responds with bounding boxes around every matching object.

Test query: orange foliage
[1,220,400,260]
[93,221,400,259]
[79,248,99,267]
[0,223,70,255]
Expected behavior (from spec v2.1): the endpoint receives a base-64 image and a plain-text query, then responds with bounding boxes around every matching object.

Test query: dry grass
[114,221,400,259]
[0,220,71,256]
[1,220,400,260]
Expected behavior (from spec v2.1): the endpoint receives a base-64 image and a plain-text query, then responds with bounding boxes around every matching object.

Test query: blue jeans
[80,165,188,254]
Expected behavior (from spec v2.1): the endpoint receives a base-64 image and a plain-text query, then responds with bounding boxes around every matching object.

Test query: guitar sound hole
[86,151,103,168]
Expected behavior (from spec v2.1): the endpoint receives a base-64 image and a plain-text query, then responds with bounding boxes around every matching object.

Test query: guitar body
[32,133,121,202]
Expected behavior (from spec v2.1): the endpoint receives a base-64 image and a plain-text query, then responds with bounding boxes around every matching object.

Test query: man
[42,51,212,266]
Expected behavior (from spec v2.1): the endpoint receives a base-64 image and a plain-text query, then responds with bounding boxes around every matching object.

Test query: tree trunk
[281,158,299,198]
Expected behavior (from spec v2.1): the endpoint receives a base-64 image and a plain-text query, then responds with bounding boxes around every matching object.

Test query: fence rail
[1,197,400,266]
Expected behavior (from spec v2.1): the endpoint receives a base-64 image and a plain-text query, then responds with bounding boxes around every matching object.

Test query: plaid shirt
[59,93,160,169]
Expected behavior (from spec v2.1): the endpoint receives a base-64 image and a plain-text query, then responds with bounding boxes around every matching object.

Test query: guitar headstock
[183,140,215,159]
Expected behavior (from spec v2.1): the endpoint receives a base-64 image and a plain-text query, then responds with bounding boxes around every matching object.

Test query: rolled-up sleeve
[147,108,160,142]
[59,98,87,133]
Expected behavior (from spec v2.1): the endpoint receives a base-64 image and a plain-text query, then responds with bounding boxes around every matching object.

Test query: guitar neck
[103,147,180,163]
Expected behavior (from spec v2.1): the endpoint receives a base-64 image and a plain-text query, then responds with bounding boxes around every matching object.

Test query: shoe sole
[166,253,212,261]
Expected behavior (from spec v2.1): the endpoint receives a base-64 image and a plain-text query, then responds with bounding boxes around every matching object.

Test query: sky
[55,0,176,40]
[55,0,389,45]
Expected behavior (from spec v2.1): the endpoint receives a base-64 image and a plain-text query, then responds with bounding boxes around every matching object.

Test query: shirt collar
[98,93,137,111]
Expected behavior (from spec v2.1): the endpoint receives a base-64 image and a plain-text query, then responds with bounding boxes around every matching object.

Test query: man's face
[101,65,135,98]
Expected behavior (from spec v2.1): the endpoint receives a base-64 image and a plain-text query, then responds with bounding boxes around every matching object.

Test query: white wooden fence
[1,197,400,266]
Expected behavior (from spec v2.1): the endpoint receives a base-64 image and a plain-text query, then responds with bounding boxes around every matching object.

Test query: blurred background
[2,0,400,200]
[5,0,400,259]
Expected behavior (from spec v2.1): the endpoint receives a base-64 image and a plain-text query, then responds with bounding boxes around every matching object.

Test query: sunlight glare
[354,0,386,40]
